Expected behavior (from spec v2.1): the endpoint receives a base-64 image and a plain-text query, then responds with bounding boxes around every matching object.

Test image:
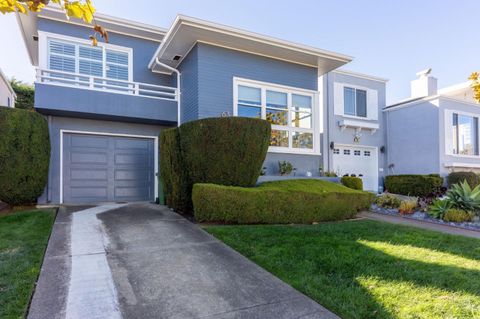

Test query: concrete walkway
[28,203,338,319]
[360,211,480,239]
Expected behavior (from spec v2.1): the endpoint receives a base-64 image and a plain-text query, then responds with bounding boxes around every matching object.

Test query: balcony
[34,68,178,125]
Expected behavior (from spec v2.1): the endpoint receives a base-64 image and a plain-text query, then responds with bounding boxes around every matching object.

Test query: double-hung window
[47,37,131,92]
[344,86,367,117]
[235,79,316,153]
[452,113,479,155]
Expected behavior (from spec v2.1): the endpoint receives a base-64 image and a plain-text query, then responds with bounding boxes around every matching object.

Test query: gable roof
[0,68,16,97]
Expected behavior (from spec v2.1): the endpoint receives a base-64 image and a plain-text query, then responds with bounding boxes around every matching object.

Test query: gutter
[155,58,181,126]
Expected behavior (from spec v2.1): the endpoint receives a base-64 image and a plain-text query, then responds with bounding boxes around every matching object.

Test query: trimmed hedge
[193,179,375,224]
[160,128,190,212]
[385,174,443,197]
[447,171,480,188]
[341,176,363,190]
[0,107,50,205]
[160,117,271,213]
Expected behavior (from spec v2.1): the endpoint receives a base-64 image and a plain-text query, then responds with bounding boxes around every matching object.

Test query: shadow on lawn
[207,220,480,319]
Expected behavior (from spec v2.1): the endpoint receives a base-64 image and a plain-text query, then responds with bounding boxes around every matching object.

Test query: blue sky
[0,0,478,103]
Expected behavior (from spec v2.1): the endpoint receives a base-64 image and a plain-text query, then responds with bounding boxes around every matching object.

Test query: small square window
[354,150,361,156]
[333,148,340,154]
[364,151,371,156]
[343,149,350,155]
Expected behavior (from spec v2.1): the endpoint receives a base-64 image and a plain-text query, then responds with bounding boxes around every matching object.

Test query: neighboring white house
[0,68,16,108]
[384,69,480,176]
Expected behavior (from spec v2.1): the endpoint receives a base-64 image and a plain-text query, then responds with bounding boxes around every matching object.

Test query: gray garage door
[63,133,155,204]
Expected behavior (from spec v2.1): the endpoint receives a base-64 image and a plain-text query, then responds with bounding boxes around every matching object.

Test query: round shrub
[0,107,50,205]
[447,171,480,189]
[341,176,363,190]
[375,193,401,209]
[384,174,443,197]
[443,209,474,223]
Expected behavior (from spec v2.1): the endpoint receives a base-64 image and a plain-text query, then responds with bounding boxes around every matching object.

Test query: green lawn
[0,209,56,319]
[206,220,480,319]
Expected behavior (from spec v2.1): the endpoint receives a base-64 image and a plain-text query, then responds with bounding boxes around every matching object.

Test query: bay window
[453,113,479,155]
[235,79,317,153]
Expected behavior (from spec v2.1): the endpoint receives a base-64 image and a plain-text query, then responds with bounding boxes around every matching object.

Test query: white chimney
[410,68,437,98]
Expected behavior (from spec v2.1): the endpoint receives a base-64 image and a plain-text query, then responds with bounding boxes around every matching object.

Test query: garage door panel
[71,135,109,148]
[333,146,378,192]
[70,169,108,180]
[70,151,108,165]
[63,133,154,204]
[69,187,108,199]
[115,169,151,181]
[115,138,150,150]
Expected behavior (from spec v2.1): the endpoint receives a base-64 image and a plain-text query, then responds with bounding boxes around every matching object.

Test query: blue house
[17,8,387,204]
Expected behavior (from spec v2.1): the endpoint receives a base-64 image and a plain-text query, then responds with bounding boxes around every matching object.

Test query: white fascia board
[148,14,353,70]
[0,68,15,96]
[332,69,389,83]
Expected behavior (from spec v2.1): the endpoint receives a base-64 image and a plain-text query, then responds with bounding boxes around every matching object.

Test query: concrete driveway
[28,203,338,319]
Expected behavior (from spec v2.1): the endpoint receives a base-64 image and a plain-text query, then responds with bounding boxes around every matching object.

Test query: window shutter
[367,89,378,120]
[444,110,453,155]
[333,83,344,115]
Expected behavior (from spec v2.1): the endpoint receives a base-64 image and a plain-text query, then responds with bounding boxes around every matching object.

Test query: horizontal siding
[178,45,199,123]
[196,43,318,119]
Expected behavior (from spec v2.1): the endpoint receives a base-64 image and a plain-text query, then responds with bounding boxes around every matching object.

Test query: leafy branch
[0,0,107,46]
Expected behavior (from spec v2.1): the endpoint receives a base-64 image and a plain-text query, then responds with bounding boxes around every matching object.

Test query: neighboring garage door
[332,145,378,192]
[62,133,155,204]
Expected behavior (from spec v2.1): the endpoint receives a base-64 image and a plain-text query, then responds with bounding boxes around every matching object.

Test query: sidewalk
[360,212,480,239]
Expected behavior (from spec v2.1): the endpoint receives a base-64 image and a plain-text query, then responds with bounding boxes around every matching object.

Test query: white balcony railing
[36,68,178,101]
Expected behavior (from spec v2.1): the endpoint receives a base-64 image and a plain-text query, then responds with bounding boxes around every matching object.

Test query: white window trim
[233,77,320,155]
[59,129,158,204]
[446,108,480,158]
[343,85,368,118]
[39,31,133,83]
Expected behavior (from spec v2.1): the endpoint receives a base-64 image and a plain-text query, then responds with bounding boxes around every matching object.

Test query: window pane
[79,60,103,77]
[356,89,367,117]
[266,108,288,125]
[292,94,312,112]
[50,55,75,72]
[238,86,261,105]
[238,105,261,118]
[270,130,289,147]
[266,90,287,109]
[79,46,102,61]
[50,41,75,56]
[344,87,355,116]
[454,114,479,155]
[106,64,128,80]
[292,132,313,149]
[291,111,311,128]
[106,50,129,65]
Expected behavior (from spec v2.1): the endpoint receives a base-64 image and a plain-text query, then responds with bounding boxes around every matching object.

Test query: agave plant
[428,198,453,219]
[446,181,480,214]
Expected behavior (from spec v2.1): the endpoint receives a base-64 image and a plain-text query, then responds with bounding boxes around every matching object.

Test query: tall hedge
[384,174,443,197]
[160,128,191,212]
[0,107,50,205]
[160,117,271,213]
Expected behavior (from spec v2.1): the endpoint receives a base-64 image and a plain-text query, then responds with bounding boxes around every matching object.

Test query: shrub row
[160,117,271,213]
[192,179,375,224]
[385,174,443,197]
[0,107,50,205]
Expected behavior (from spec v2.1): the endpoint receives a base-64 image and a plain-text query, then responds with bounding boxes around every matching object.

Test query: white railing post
[36,68,41,82]
[134,83,139,95]
[89,77,94,89]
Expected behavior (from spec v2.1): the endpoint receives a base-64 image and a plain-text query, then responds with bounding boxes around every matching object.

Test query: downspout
[325,74,331,172]
[155,58,181,127]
